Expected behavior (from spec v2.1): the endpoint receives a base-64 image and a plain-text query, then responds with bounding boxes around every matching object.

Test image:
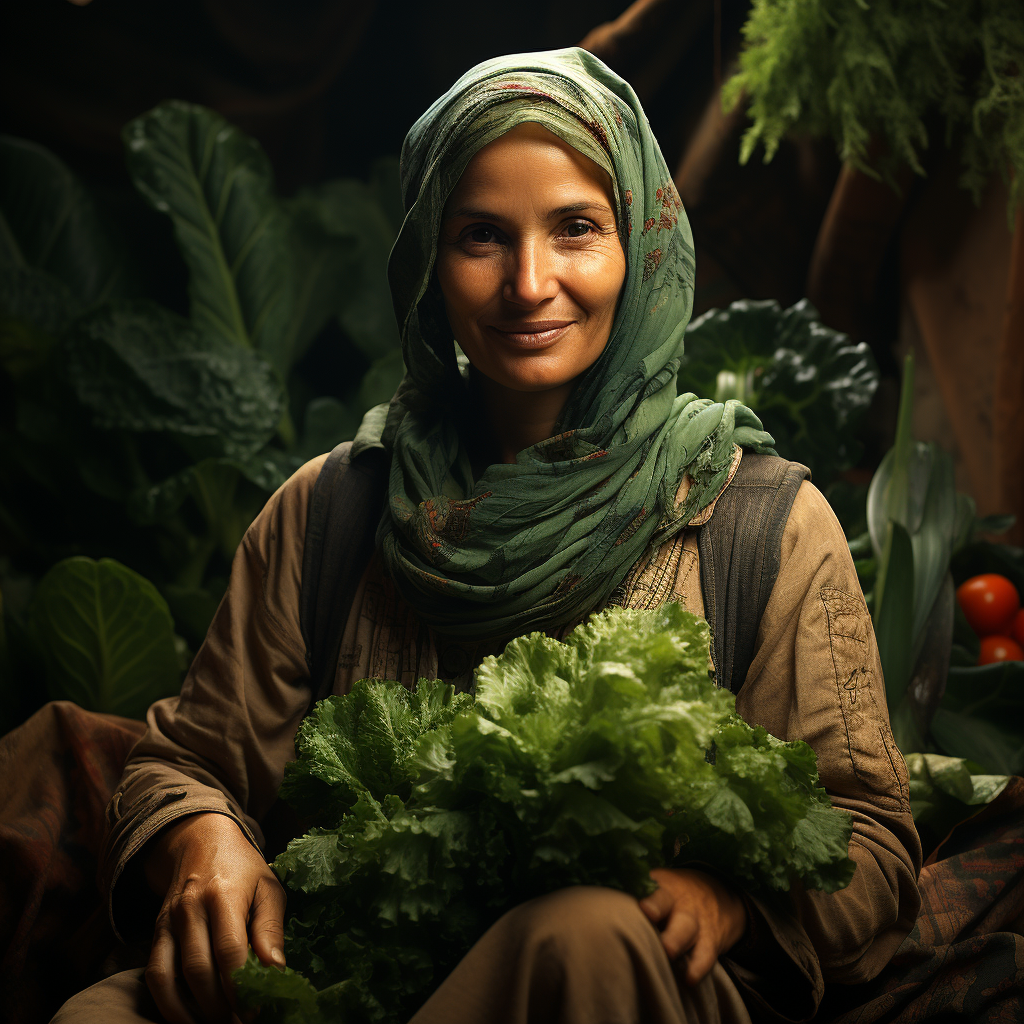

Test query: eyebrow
[447,201,614,221]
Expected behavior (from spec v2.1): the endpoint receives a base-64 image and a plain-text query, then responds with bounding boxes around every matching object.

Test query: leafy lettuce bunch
[235,602,853,1023]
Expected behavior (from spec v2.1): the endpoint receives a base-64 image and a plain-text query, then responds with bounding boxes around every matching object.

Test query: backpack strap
[300,441,389,711]
[697,453,810,694]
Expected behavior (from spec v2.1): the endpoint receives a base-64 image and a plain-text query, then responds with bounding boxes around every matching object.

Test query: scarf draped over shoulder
[352,46,774,642]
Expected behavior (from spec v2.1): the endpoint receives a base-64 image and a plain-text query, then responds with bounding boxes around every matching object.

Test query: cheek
[437,255,500,323]
[574,250,626,322]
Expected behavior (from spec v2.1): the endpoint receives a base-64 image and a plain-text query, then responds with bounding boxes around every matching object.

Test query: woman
[53,47,921,1024]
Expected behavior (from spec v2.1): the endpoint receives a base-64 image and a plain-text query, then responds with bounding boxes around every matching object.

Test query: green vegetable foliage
[681,298,878,486]
[905,752,1011,855]
[28,557,182,719]
[725,0,1024,213]
[1,107,406,725]
[235,603,854,1024]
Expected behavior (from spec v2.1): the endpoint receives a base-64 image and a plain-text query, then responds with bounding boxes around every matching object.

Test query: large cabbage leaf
[235,603,853,1024]
[681,299,878,485]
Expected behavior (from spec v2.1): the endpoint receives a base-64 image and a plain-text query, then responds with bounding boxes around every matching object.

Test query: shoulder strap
[697,453,810,694]
[300,441,389,711]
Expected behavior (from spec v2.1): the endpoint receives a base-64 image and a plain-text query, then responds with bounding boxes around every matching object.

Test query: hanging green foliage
[724,0,1024,212]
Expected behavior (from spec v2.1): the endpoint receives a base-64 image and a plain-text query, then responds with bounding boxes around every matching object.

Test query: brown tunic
[99,452,922,1022]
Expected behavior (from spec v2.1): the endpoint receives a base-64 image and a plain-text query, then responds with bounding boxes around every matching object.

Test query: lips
[489,320,575,348]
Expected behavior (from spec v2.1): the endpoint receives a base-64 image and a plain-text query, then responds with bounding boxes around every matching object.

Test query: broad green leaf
[356,349,405,410]
[952,540,1024,596]
[282,185,363,365]
[162,583,223,650]
[885,354,916,533]
[904,751,1011,850]
[0,265,77,351]
[681,299,878,484]
[932,660,1024,776]
[930,710,1024,778]
[131,456,287,577]
[298,397,362,460]
[64,300,285,459]
[0,136,126,305]
[906,572,953,733]
[124,103,293,371]
[873,519,915,708]
[289,178,401,359]
[29,557,181,719]
[910,448,956,650]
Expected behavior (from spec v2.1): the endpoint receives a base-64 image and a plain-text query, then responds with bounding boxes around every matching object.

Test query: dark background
[3,0,1020,528]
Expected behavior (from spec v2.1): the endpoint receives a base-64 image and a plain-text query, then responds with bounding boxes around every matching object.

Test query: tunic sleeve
[101,454,327,940]
[727,479,923,1016]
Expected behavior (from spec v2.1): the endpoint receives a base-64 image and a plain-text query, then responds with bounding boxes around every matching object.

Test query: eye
[466,226,499,244]
[563,220,594,239]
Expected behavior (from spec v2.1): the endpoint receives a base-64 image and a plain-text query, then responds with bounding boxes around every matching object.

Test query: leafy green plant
[234,603,854,1024]
[725,0,1024,212]
[0,106,405,726]
[905,752,1010,855]
[848,354,1018,848]
[930,661,1024,778]
[28,557,183,720]
[681,298,878,486]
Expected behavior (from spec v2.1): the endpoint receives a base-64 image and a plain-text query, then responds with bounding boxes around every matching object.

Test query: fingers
[177,894,236,1023]
[659,907,699,961]
[247,873,288,968]
[208,880,258,1000]
[146,914,200,1024]
[147,883,244,1024]
[638,883,675,925]
[681,925,719,987]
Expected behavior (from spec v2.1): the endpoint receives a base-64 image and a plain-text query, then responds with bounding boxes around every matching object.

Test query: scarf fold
[353,47,774,641]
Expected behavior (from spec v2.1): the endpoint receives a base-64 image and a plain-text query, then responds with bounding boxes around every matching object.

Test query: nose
[502,238,559,307]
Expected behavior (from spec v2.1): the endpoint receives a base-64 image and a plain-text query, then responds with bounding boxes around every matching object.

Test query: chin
[484,362,578,394]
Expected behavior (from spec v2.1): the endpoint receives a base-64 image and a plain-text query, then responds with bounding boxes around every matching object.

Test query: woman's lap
[52,887,751,1024]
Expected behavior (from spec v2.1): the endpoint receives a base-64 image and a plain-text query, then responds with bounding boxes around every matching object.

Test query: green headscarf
[355,47,774,642]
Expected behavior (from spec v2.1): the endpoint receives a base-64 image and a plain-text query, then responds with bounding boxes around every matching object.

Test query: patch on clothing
[820,587,907,807]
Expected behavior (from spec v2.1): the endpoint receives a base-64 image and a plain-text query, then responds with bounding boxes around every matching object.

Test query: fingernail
[270,947,286,967]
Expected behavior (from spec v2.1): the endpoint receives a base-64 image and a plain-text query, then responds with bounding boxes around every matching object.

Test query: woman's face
[436,122,626,394]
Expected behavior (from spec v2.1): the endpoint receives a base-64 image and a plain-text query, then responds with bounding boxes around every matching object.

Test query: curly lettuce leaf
[237,603,853,1023]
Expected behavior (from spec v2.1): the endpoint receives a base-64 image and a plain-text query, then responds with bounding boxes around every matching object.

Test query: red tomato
[1011,608,1024,648]
[978,634,1024,665]
[956,573,1021,636]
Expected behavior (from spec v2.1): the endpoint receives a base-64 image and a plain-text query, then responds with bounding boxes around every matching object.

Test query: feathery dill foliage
[724,0,1024,212]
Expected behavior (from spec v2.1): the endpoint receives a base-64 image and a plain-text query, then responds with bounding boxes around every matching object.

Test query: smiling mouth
[489,320,575,348]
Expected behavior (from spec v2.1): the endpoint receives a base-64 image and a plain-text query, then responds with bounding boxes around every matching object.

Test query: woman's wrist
[142,811,240,895]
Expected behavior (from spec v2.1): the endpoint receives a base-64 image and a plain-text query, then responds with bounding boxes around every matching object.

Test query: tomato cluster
[955,573,1024,664]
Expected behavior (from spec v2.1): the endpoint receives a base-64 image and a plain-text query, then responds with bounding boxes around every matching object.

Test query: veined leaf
[681,299,878,484]
[64,300,285,459]
[288,176,401,360]
[911,447,956,650]
[873,519,915,708]
[932,660,1024,776]
[0,266,75,378]
[29,557,181,719]
[123,103,293,372]
[0,135,126,306]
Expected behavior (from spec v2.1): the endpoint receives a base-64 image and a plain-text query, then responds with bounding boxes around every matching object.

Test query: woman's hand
[638,867,748,986]
[143,812,287,1024]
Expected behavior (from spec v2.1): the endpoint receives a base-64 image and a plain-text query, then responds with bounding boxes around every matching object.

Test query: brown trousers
[51,888,751,1024]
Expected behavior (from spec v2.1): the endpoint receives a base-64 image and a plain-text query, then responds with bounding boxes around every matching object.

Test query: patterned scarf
[352,47,774,641]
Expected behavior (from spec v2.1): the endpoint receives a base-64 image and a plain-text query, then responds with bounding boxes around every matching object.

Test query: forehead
[447,122,615,205]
